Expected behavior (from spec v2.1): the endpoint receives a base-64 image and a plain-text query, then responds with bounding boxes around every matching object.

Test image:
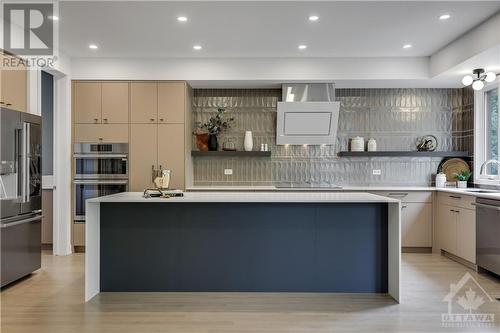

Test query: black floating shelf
[191,150,271,157]
[337,151,469,157]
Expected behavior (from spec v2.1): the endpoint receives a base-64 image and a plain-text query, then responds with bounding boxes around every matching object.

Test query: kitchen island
[85,192,401,302]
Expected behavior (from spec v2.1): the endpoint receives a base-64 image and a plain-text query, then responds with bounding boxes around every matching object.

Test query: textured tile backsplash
[192,88,473,187]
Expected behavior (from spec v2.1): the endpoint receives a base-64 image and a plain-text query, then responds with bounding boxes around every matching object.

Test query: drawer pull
[5,103,11,106]
[388,192,408,197]
[449,195,462,199]
[401,205,407,209]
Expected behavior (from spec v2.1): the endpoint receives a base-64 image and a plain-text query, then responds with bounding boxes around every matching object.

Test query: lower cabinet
[437,193,476,264]
[401,202,432,247]
[73,223,85,248]
[370,191,433,249]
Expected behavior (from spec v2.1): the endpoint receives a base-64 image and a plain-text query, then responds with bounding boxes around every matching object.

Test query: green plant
[453,170,472,181]
[201,107,234,135]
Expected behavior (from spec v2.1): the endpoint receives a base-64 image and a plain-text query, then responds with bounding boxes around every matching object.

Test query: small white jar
[435,173,447,188]
[367,138,377,152]
[351,137,365,152]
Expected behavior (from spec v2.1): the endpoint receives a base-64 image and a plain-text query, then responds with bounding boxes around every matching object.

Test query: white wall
[71,56,430,83]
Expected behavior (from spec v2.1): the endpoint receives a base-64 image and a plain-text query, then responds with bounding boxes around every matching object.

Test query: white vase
[244,131,253,151]
[457,181,467,188]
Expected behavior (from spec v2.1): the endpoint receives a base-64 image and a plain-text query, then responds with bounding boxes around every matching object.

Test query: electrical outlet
[224,169,233,175]
[372,169,382,176]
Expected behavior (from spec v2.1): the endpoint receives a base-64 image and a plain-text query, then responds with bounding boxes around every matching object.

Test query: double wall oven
[73,143,128,222]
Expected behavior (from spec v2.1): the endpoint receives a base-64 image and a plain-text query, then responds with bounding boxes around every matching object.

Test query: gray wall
[192,88,473,187]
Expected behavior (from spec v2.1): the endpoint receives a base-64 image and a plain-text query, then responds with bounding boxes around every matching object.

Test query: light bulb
[485,72,497,83]
[461,75,473,86]
[472,80,485,91]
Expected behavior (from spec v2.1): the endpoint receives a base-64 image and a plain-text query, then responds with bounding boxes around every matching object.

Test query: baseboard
[73,246,85,253]
[441,250,477,271]
[402,247,432,253]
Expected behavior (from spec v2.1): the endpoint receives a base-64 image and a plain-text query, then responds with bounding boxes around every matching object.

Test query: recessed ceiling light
[298,44,307,50]
[439,14,451,20]
[48,15,59,21]
[403,44,413,49]
[308,15,319,22]
[193,45,202,50]
[88,44,98,50]
[177,16,188,22]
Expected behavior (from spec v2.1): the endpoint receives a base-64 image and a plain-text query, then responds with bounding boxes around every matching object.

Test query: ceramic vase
[195,133,209,151]
[208,134,218,151]
[457,181,467,188]
[244,131,253,152]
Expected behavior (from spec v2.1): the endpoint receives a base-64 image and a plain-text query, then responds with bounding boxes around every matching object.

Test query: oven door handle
[73,180,129,185]
[472,202,500,211]
[73,154,128,159]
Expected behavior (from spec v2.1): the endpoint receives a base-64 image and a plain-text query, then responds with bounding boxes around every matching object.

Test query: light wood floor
[1,251,500,333]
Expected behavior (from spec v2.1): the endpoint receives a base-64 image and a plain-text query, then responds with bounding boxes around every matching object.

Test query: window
[475,82,500,184]
[485,88,498,175]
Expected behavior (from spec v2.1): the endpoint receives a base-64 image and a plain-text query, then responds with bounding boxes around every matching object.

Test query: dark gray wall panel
[100,202,388,293]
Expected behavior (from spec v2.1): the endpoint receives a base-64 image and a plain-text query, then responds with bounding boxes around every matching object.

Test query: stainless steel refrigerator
[0,108,42,287]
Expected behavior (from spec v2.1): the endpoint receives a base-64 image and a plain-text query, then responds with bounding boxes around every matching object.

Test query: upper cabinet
[130,82,158,123]
[74,82,101,123]
[1,53,27,112]
[158,82,185,124]
[74,81,129,124]
[102,82,129,123]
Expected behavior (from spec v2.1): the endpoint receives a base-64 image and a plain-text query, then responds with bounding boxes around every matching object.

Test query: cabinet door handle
[150,118,155,122]
[389,192,408,197]
[94,118,99,123]
[0,101,5,104]
[98,138,103,141]
[5,103,11,106]
[449,195,461,199]
[401,205,407,209]
[103,118,108,123]
[159,118,164,122]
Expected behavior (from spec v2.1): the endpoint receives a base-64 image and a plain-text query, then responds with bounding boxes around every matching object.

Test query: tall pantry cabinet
[72,80,193,250]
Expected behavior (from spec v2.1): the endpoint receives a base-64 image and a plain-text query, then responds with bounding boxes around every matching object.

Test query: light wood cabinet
[131,82,158,123]
[130,124,158,191]
[158,124,185,189]
[74,82,129,124]
[1,53,27,112]
[42,190,53,244]
[437,193,476,264]
[401,202,432,247]
[74,124,129,143]
[73,223,85,247]
[457,208,476,263]
[158,82,185,124]
[101,82,129,123]
[74,82,101,124]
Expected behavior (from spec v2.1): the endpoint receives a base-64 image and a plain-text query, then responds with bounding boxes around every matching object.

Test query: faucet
[480,159,500,179]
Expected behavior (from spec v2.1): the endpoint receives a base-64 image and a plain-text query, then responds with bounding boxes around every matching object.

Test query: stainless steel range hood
[277,83,340,145]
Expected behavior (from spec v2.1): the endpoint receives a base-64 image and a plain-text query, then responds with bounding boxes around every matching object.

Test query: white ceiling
[59,1,500,58]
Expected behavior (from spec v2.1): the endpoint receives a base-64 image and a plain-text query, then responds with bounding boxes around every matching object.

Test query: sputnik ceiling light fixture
[462,68,497,91]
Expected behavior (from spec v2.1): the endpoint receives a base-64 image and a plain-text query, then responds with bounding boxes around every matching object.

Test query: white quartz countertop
[87,191,401,204]
[186,186,436,191]
[186,186,500,200]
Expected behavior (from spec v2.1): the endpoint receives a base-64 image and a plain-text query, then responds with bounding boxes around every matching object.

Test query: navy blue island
[85,192,401,302]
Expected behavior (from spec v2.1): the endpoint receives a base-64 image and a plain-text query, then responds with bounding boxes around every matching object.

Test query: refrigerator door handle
[1,215,42,228]
[21,122,30,203]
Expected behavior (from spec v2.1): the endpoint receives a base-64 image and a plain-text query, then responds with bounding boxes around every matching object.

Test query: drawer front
[74,124,129,143]
[370,191,432,203]
[438,192,475,210]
